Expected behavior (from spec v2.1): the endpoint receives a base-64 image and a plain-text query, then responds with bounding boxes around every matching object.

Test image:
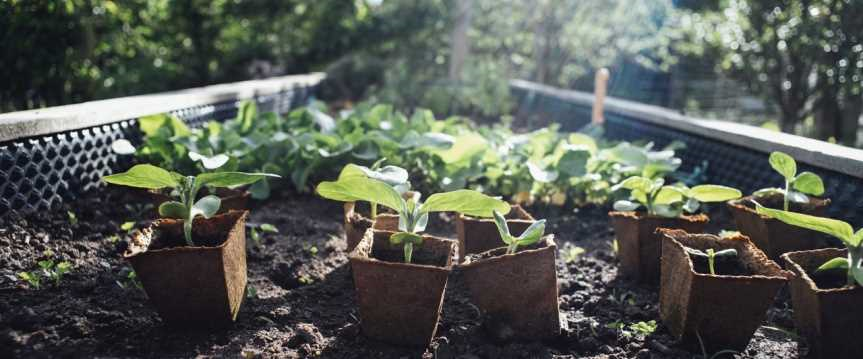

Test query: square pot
[727,194,830,261]
[343,202,400,251]
[458,235,560,341]
[456,204,535,261]
[349,229,456,347]
[782,248,863,359]
[124,210,249,327]
[609,211,709,284]
[659,229,791,353]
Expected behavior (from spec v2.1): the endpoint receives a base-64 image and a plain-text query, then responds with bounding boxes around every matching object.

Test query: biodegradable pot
[782,248,863,359]
[456,204,535,261]
[609,211,709,283]
[659,229,791,353]
[124,211,249,327]
[349,229,455,347]
[343,202,400,251]
[727,194,830,261]
[459,234,560,341]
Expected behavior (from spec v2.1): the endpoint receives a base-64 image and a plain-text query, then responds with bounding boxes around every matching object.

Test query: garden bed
[0,189,800,358]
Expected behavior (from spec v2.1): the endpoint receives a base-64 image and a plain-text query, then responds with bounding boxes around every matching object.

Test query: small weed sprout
[612,176,741,217]
[757,204,863,286]
[19,255,72,288]
[629,320,658,336]
[67,211,78,225]
[753,151,824,211]
[103,164,278,246]
[685,247,738,275]
[491,210,547,254]
[562,244,586,264]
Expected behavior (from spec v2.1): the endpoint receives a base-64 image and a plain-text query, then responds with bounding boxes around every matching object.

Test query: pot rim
[459,234,556,268]
[349,229,456,272]
[660,229,792,281]
[727,195,831,220]
[782,248,863,294]
[609,211,709,223]
[458,204,535,223]
[123,210,249,258]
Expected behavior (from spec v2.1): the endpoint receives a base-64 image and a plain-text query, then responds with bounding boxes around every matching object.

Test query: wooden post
[592,68,610,124]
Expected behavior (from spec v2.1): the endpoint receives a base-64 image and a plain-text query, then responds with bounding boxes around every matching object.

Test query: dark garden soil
[0,190,802,358]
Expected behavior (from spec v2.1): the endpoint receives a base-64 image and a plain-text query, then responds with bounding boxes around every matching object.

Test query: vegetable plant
[103,164,278,246]
[756,204,863,286]
[491,210,547,254]
[317,174,509,263]
[18,256,72,288]
[685,247,738,275]
[612,176,742,217]
[753,151,825,211]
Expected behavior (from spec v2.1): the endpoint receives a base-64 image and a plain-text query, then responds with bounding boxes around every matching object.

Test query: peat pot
[349,229,456,347]
[659,229,791,353]
[727,194,830,261]
[609,211,708,284]
[456,204,535,261]
[124,210,249,327]
[459,234,560,341]
[782,248,863,359]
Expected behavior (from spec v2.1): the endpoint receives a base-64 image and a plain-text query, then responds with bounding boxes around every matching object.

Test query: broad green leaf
[690,185,742,202]
[557,147,590,177]
[192,195,221,219]
[111,139,136,155]
[527,162,559,183]
[260,223,279,233]
[493,210,513,245]
[683,198,700,213]
[654,187,685,205]
[793,172,825,196]
[188,152,230,170]
[854,228,863,245]
[653,204,682,218]
[390,232,423,245]
[756,204,855,246]
[120,221,135,231]
[103,164,179,189]
[753,187,785,198]
[158,201,187,219]
[613,176,653,194]
[769,151,797,180]
[435,133,486,164]
[248,179,271,200]
[567,133,598,154]
[237,101,257,134]
[816,257,849,272]
[196,172,279,188]
[316,176,406,213]
[421,190,510,217]
[337,164,408,187]
[515,219,546,247]
[613,200,641,212]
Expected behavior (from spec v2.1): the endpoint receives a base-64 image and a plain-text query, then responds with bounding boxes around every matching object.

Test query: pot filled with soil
[727,193,830,261]
[124,210,249,327]
[349,229,456,347]
[609,211,709,283]
[459,234,560,341]
[782,248,863,359]
[659,229,791,353]
[456,204,535,261]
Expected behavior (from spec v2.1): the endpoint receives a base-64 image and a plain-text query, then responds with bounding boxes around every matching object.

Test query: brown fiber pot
[456,204,535,261]
[459,235,560,341]
[349,229,456,347]
[659,229,791,353]
[609,211,709,284]
[343,202,400,251]
[782,248,863,359]
[124,210,249,327]
[727,194,830,261]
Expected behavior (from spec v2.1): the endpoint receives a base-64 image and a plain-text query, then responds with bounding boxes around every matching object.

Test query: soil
[0,192,800,358]
[810,270,851,290]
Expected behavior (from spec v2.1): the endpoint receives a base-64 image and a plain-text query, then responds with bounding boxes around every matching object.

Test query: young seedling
[492,210,547,254]
[753,151,825,211]
[337,161,410,218]
[103,164,278,246]
[756,204,863,286]
[612,176,742,217]
[19,257,72,288]
[684,247,738,275]
[317,174,508,263]
[67,211,78,225]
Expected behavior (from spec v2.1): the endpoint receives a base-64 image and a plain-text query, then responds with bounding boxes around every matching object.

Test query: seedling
[562,244,586,264]
[685,247,738,275]
[629,320,658,336]
[67,211,78,225]
[103,164,278,246]
[756,204,863,286]
[492,210,547,254]
[753,151,824,211]
[317,173,508,263]
[612,176,742,217]
[337,162,410,218]
[17,271,40,288]
[19,257,72,288]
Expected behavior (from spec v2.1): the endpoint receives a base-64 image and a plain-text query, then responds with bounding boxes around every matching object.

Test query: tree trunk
[815,86,841,142]
[449,0,473,81]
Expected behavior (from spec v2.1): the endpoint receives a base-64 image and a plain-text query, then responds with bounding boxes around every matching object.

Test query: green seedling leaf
[756,203,856,246]
[317,176,406,214]
[792,172,824,196]
[816,257,849,273]
[120,221,135,231]
[192,195,221,219]
[103,164,179,189]
[515,219,546,247]
[111,139,137,155]
[556,146,590,177]
[338,163,409,187]
[527,162,559,183]
[67,211,78,225]
[260,223,278,233]
[653,187,685,205]
[493,210,513,245]
[769,151,797,180]
[196,171,280,188]
[753,188,785,198]
[158,201,187,219]
[390,231,423,245]
[786,190,809,204]
[613,200,641,212]
[189,152,230,170]
[689,185,742,202]
[421,190,510,217]
[613,176,654,194]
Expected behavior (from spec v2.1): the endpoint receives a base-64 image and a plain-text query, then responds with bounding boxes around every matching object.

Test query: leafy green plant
[629,320,658,336]
[103,164,278,246]
[685,247,738,275]
[562,244,586,264]
[317,174,508,263]
[338,161,410,218]
[17,271,40,288]
[756,204,863,286]
[753,151,825,211]
[491,210,547,254]
[612,176,742,217]
[19,256,72,288]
